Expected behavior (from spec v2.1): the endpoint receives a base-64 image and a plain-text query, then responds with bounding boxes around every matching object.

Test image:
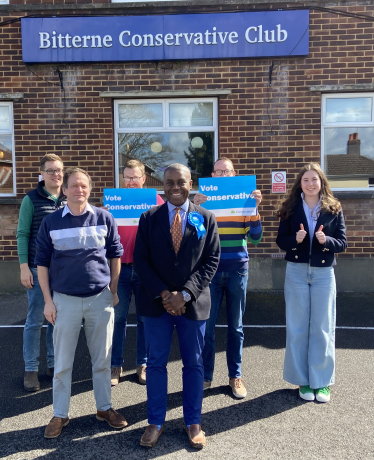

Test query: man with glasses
[194,157,263,398]
[17,154,65,392]
[111,159,164,386]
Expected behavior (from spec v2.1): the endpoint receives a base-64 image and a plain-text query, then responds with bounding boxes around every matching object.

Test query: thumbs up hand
[315,225,326,244]
[296,223,307,243]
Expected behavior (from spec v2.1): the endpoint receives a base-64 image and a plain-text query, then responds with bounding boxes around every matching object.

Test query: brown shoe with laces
[44,417,69,438]
[186,424,206,449]
[96,408,128,429]
[229,377,247,399]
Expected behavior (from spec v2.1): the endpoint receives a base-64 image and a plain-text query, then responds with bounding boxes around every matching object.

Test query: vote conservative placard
[198,176,257,217]
[103,188,157,225]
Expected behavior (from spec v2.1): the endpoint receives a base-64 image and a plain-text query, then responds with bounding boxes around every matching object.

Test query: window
[321,93,374,190]
[0,0,9,4]
[0,103,15,196]
[114,98,218,191]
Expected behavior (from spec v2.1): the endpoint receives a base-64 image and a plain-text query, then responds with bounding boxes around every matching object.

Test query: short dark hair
[40,154,63,169]
[164,163,191,179]
[63,167,92,191]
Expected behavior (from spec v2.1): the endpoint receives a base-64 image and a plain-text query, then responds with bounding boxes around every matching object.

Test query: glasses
[123,176,143,183]
[44,169,63,176]
[213,169,234,176]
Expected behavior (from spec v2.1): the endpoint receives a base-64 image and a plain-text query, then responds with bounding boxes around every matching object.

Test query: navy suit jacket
[276,198,347,267]
[133,200,220,321]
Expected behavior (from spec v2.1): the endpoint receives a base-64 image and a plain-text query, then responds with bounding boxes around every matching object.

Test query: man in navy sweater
[36,167,127,439]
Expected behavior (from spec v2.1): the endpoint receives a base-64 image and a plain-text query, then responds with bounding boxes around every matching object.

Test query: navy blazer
[133,200,220,321]
[276,198,347,267]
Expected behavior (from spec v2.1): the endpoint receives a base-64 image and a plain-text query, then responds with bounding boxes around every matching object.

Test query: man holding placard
[194,157,263,398]
[109,159,164,387]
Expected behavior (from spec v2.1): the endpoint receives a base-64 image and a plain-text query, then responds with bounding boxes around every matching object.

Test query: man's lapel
[156,202,173,247]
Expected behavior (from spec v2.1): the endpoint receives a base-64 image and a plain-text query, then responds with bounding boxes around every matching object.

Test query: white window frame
[321,92,374,191]
[114,97,219,191]
[0,102,16,197]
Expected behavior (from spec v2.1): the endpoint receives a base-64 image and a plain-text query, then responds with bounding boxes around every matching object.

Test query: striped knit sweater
[216,213,263,271]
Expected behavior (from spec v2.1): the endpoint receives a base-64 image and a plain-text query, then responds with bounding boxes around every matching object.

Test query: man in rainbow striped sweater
[194,157,263,398]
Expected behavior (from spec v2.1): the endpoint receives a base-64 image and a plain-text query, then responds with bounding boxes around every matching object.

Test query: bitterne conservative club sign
[21,11,309,63]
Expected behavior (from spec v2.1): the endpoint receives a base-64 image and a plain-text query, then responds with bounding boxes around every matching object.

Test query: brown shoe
[24,371,40,392]
[96,408,128,429]
[229,377,247,399]
[46,367,54,378]
[186,424,206,449]
[44,417,69,438]
[140,424,164,447]
[136,365,146,385]
[111,367,122,387]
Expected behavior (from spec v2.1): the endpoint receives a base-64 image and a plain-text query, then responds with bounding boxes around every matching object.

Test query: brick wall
[0,1,373,261]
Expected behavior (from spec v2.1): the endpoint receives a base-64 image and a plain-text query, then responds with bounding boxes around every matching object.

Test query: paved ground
[0,291,373,460]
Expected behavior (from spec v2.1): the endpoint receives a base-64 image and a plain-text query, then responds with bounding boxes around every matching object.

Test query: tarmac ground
[0,291,373,460]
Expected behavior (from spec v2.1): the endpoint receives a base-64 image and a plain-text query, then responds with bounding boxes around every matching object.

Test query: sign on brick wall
[21,11,309,64]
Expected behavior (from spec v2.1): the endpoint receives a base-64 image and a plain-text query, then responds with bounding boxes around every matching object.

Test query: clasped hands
[161,290,186,316]
[296,223,326,244]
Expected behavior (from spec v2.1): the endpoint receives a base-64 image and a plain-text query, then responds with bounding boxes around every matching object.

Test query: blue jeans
[144,312,206,425]
[203,268,248,382]
[283,262,336,389]
[23,267,54,371]
[111,264,147,368]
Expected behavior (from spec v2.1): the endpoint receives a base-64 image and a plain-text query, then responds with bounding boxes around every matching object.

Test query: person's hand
[112,292,119,306]
[193,193,208,206]
[251,189,262,208]
[20,264,33,289]
[296,224,307,243]
[315,225,326,244]
[44,300,57,325]
[162,291,186,316]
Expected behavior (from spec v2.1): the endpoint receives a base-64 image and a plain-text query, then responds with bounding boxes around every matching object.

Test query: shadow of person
[0,388,304,459]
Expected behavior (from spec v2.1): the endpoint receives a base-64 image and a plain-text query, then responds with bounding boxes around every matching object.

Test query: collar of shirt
[62,203,95,217]
[167,199,189,234]
[301,193,321,221]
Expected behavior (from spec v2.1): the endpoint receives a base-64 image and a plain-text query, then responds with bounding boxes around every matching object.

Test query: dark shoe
[140,424,164,447]
[136,365,146,385]
[46,367,54,378]
[24,371,40,392]
[96,408,128,429]
[186,424,206,449]
[44,417,69,438]
[111,367,122,387]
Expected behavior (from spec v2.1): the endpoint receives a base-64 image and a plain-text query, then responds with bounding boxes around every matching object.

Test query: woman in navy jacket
[276,163,347,403]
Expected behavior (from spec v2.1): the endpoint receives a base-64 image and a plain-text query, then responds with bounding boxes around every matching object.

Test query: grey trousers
[52,287,114,418]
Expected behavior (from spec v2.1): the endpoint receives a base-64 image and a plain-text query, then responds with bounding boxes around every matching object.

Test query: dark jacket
[133,200,220,321]
[276,198,347,267]
[27,181,66,268]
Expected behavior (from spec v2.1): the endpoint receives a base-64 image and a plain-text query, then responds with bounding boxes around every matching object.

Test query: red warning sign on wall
[272,171,286,193]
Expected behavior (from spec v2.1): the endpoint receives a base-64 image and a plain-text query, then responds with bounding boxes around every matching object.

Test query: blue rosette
[188,212,206,240]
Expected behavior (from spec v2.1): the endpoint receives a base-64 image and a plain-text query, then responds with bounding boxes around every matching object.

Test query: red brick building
[0,0,373,290]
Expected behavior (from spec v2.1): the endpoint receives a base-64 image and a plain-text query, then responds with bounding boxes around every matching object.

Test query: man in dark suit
[133,164,220,449]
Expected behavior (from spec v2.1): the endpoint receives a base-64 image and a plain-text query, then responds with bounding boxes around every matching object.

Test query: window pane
[0,135,14,194]
[0,106,10,130]
[118,131,214,190]
[118,103,163,128]
[169,102,213,127]
[324,127,374,188]
[326,98,372,123]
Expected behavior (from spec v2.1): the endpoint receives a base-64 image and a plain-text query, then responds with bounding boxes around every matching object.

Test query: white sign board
[272,171,286,193]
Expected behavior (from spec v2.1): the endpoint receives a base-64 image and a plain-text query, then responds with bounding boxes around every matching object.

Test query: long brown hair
[276,163,341,220]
